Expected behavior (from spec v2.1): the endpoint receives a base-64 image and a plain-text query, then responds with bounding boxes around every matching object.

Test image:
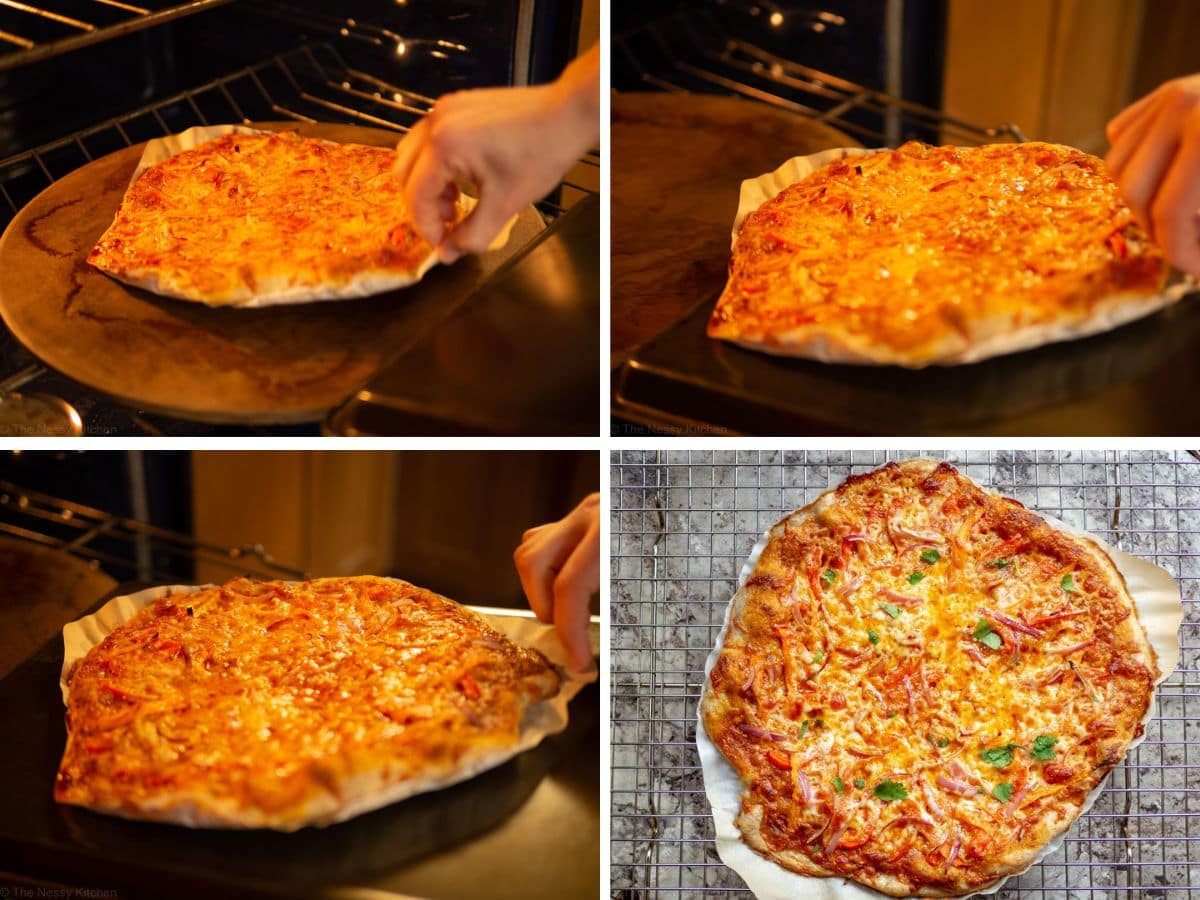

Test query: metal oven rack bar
[616,8,1025,148]
[0,476,305,582]
[0,0,232,73]
[611,450,1200,898]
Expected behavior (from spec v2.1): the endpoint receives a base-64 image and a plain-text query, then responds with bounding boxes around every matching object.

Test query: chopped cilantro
[1031,735,1059,761]
[854,778,866,789]
[1061,573,1076,593]
[886,711,898,719]
[880,602,901,618]
[822,568,838,586]
[798,720,809,739]
[973,618,1002,651]
[908,572,925,584]
[979,745,1017,768]
[833,775,845,795]
[867,628,880,645]
[937,738,950,748]
[874,780,908,802]
[920,549,941,564]
[992,783,1014,802]
[812,650,824,665]
[987,558,1010,569]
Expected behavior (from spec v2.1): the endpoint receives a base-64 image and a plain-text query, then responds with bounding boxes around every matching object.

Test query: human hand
[393,44,599,264]
[513,492,599,672]
[1106,74,1200,276]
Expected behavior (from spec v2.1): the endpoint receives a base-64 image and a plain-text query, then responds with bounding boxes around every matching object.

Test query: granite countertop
[611,450,1200,898]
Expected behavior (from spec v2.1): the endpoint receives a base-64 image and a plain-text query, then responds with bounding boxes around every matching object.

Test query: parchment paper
[697,465,1183,899]
[99,124,516,308]
[723,147,1197,365]
[60,581,596,829]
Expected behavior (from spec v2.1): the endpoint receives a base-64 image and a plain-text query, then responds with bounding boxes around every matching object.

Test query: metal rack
[0,476,305,583]
[0,0,231,72]
[611,450,1200,898]
[615,7,1025,147]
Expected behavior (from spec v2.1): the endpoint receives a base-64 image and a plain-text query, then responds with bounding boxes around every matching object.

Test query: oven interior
[0,0,599,436]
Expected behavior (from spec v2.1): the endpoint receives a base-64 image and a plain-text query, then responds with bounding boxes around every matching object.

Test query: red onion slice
[979,607,1043,638]
[935,774,978,797]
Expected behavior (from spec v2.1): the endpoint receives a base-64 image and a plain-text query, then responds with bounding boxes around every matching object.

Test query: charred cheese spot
[701,460,1158,896]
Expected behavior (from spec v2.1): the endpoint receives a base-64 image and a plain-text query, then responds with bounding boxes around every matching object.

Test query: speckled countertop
[611,450,1200,899]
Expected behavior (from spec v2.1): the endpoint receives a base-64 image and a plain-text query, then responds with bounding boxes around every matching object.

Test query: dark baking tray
[612,289,1200,436]
[325,194,600,436]
[0,585,600,900]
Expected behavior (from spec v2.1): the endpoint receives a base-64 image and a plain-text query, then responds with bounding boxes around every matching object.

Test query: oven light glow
[395,41,407,57]
[769,11,783,26]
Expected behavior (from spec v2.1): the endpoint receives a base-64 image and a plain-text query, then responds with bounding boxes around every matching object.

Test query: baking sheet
[59,581,597,830]
[99,124,515,308]
[722,147,1197,367]
[696,464,1183,899]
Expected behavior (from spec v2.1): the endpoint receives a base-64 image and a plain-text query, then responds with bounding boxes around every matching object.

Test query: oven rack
[615,7,1025,148]
[0,475,305,583]
[611,450,1200,898]
[0,0,231,73]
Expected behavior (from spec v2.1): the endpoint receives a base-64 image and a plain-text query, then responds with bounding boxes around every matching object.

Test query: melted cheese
[55,576,559,827]
[708,142,1167,364]
[88,132,453,305]
[702,460,1157,896]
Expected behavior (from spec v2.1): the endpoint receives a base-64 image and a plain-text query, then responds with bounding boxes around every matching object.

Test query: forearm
[549,42,600,150]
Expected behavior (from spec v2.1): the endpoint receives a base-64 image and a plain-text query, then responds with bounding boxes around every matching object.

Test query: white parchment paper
[105,125,516,308]
[722,148,1197,365]
[60,582,596,829]
[697,467,1183,899]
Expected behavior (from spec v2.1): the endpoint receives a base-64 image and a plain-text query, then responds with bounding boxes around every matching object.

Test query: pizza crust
[89,125,518,308]
[697,459,1181,899]
[57,579,594,831]
[711,145,1196,367]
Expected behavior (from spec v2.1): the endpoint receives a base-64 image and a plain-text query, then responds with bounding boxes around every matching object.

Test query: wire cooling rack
[611,450,1200,898]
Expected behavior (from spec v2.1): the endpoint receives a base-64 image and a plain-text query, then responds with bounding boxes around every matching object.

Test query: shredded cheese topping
[708,142,1166,364]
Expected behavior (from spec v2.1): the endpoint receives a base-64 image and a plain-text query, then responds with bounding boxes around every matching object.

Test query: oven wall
[941,0,1143,153]
[191,451,599,609]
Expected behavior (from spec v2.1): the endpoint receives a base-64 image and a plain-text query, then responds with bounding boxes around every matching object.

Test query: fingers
[1105,89,1171,179]
[402,141,457,247]
[440,189,517,263]
[1106,85,1160,144]
[1151,112,1200,276]
[552,514,600,671]
[514,537,557,624]
[1111,99,1186,235]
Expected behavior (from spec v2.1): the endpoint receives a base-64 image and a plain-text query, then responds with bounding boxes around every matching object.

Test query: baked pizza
[56,576,560,830]
[700,460,1159,896]
[708,141,1175,367]
[88,130,464,307]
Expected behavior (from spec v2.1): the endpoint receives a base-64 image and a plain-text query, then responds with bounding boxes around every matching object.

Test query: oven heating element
[611,450,1200,897]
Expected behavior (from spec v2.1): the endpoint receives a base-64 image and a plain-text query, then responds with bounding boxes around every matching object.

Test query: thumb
[440,189,516,263]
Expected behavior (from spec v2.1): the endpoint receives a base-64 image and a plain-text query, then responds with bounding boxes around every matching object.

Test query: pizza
[88,130,465,307]
[708,141,1175,367]
[700,459,1159,896]
[55,576,561,830]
